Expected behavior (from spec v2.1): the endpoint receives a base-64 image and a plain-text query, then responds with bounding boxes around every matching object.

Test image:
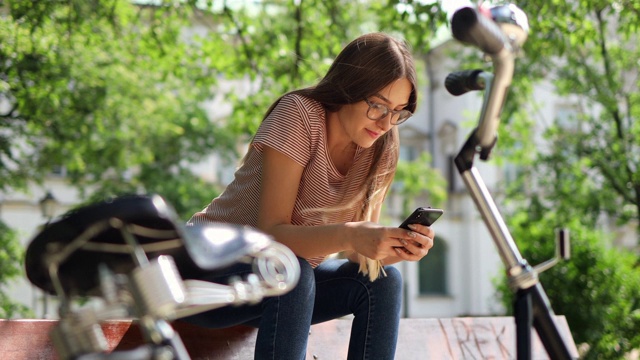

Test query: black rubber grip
[451,7,506,55]
[445,69,485,96]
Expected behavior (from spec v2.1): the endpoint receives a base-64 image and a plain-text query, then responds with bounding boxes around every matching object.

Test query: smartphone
[398,207,444,230]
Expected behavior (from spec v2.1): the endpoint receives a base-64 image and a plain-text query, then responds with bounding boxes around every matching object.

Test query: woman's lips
[366,129,380,139]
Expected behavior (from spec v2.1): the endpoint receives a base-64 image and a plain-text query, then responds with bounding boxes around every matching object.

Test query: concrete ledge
[0,316,579,359]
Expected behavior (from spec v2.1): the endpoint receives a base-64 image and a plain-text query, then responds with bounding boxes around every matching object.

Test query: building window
[555,105,579,130]
[51,165,67,177]
[418,237,448,295]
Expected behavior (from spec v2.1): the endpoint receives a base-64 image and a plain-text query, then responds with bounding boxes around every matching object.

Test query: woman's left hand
[392,223,435,261]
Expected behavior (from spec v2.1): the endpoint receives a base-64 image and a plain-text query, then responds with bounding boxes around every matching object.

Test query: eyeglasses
[364,99,413,125]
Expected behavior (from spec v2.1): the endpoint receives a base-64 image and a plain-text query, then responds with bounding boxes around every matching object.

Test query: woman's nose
[376,113,394,130]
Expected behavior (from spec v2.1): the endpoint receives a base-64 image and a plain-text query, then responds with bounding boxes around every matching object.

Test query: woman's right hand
[344,221,409,260]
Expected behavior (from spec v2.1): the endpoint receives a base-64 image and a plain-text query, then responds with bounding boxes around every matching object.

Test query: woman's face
[336,78,412,148]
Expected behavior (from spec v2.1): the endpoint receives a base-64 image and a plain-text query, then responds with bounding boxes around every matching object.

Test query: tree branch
[222,2,257,73]
[577,137,634,204]
[595,9,623,140]
[292,0,304,86]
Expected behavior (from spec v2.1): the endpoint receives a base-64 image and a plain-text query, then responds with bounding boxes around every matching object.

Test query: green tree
[0,221,30,318]
[394,152,447,217]
[1,0,239,217]
[509,0,640,231]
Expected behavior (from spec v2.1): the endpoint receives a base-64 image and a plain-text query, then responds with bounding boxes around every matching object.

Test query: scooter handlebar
[451,7,507,56]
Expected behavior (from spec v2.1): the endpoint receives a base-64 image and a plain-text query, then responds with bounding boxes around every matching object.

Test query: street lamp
[38,190,58,318]
[39,191,58,224]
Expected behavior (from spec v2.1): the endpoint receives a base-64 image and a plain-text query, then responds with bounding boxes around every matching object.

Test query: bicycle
[25,194,300,360]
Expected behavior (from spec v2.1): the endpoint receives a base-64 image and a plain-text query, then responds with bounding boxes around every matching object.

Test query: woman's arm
[256,146,355,258]
[257,145,433,262]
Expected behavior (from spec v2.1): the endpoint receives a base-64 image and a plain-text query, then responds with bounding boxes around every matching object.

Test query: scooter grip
[444,69,485,96]
[451,7,506,56]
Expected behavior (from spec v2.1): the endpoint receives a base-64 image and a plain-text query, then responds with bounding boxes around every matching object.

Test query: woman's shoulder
[280,93,325,116]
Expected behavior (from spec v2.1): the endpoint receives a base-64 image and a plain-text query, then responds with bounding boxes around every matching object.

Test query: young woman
[185,32,435,360]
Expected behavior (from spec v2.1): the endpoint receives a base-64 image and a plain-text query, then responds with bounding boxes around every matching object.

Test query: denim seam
[271,296,280,360]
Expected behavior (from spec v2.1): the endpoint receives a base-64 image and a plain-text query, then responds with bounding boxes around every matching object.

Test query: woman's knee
[379,265,403,293]
[288,257,316,297]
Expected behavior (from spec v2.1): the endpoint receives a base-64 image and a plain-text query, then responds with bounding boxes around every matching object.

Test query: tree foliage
[507,0,640,230]
[496,207,640,358]
[0,0,448,215]
[394,152,447,217]
[1,0,240,217]
[0,220,30,318]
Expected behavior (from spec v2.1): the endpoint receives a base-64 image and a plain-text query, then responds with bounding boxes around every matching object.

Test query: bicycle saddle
[25,194,272,296]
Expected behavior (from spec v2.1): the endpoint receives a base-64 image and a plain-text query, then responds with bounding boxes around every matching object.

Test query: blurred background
[1,1,639,358]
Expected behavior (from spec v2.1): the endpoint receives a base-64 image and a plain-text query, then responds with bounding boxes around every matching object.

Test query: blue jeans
[181,257,403,360]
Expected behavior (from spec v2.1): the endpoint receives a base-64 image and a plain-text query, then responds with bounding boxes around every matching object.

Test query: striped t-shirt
[188,93,391,267]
